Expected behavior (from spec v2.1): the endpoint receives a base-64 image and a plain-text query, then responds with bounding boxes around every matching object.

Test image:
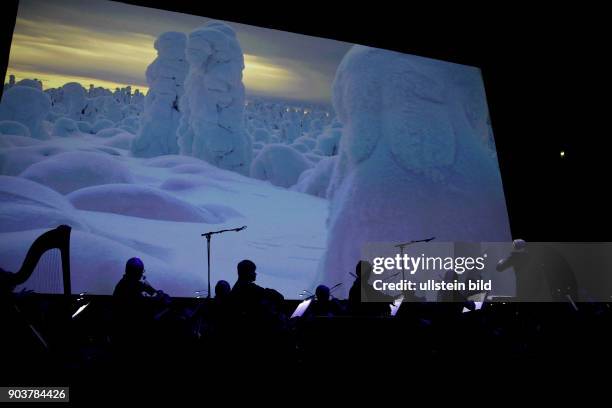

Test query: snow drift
[251,144,312,188]
[19,151,134,194]
[67,184,223,223]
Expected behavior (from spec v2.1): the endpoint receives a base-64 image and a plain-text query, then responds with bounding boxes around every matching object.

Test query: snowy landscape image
[0,0,511,298]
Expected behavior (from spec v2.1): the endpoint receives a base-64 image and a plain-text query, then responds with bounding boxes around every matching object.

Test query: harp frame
[11,225,72,297]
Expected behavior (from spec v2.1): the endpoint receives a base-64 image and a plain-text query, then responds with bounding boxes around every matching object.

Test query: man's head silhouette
[125,257,144,280]
[237,259,257,282]
[356,260,373,281]
[315,285,330,302]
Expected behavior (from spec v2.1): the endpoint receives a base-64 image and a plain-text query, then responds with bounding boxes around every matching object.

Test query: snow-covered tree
[320,45,511,294]
[177,22,252,175]
[0,85,51,139]
[131,32,188,157]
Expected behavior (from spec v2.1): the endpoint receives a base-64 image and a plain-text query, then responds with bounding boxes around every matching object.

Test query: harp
[10,225,72,296]
[1,225,72,352]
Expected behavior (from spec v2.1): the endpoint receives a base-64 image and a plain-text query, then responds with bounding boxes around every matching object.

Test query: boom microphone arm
[201,225,247,237]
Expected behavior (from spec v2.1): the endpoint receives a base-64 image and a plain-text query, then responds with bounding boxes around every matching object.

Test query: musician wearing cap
[112,257,169,350]
[113,257,161,300]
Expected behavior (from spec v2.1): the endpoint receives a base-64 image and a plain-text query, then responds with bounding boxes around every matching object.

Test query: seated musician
[113,257,170,326]
[205,280,232,326]
[348,260,395,316]
[228,260,286,324]
[112,257,166,350]
[229,259,266,308]
[215,280,231,301]
[113,257,159,300]
[306,284,344,317]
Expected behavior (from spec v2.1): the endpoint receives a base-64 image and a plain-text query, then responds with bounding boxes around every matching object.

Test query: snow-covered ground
[1,28,511,299]
[0,131,328,297]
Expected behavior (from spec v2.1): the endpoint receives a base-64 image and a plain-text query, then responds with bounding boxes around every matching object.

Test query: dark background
[1,1,607,242]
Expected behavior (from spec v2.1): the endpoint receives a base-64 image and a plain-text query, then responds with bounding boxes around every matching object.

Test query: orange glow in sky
[6,14,334,101]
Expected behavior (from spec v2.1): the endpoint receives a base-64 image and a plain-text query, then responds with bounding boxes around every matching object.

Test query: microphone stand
[201,226,247,299]
[393,237,435,295]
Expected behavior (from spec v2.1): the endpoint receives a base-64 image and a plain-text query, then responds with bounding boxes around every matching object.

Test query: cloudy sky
[6,0,353,103]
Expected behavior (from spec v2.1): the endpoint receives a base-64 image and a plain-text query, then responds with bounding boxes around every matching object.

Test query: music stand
[290,298,313,319]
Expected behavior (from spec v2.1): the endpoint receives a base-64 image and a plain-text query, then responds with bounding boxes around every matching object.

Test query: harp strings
[15,248,63,294]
